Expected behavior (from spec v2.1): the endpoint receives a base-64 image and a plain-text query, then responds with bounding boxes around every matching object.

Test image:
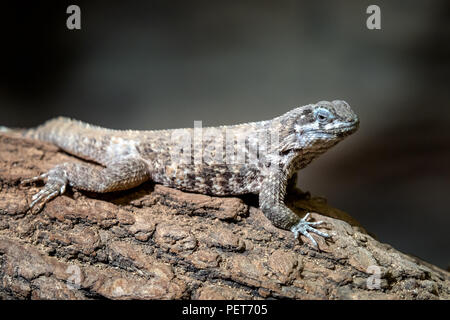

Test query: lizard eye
[314,108,333,123]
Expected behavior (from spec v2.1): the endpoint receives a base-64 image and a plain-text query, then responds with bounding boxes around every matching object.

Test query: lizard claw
[291,213,330,248]
[22,170,67,213]
[21,173,49,185]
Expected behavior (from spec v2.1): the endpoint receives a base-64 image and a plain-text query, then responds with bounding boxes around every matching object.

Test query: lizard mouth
[313,123,358,139]
[332,120,359,136]
[337,124,358,133]
[292,120,359,150]
[305,121,358,133]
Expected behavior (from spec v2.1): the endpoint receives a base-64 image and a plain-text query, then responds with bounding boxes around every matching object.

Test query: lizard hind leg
[22,156,150,213]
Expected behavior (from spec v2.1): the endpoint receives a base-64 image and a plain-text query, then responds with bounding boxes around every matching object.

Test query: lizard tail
[0,126,27,134]
[1,118,68,141]
[0,126,33,137]
[19,117,71,142]
[0,125,41,137]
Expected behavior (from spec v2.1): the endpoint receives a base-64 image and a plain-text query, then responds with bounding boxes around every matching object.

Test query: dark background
[1,0,449,269]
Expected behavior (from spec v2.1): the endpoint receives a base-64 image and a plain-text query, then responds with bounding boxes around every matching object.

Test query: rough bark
[0,133,448,300]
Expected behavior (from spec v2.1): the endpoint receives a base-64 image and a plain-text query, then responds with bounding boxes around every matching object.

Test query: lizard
[4,100,359,248]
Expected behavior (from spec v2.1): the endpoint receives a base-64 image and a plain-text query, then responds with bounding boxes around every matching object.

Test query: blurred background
[1,0,448,269]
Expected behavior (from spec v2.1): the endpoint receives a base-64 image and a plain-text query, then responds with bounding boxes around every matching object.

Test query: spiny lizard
[5,100,359,248]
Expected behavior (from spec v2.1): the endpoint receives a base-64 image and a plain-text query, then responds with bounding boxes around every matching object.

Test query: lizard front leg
[23,156,150,212]
[259,169,330,248]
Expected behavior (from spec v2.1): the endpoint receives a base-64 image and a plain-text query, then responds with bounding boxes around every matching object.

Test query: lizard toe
[291,214,330,248]
[26,169,68,213]
[21,173,48,185]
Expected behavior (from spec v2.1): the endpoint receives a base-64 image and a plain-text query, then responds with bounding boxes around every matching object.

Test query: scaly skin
[18,100,359,248]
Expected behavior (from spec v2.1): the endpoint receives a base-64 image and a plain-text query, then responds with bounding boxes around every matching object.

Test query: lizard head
[277,100,359,153]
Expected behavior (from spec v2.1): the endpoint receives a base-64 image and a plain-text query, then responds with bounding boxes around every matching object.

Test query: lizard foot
[21,168,67,213]
[291,213,330,248]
